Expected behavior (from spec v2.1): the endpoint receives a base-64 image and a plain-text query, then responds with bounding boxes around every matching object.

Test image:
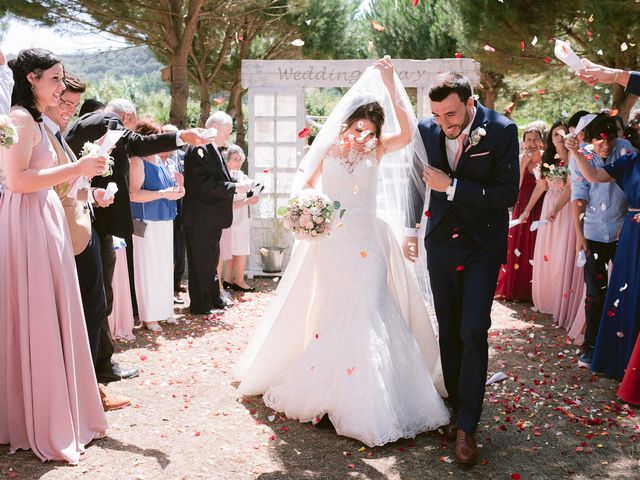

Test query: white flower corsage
[468,125,487,150]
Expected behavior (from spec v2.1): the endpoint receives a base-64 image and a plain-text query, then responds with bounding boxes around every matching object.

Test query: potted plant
[259,216,287,273]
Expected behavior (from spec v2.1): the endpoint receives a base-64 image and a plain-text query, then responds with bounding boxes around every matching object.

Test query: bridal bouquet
[80,141,115,177]
[0,115,19,148]
[278,189,344,240]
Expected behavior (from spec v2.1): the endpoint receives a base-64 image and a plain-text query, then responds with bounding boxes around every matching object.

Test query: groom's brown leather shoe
[455,429,478,465]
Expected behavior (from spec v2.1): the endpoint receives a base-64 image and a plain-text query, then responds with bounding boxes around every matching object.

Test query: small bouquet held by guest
[0,114,19,148]
[542,157,569,182]
[80,141,115,177]
[278,189,344,240]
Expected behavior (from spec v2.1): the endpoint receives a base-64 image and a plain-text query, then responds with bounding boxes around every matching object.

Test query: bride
[234,57,449,447]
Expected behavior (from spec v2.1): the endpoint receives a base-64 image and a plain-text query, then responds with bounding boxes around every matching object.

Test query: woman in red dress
[495,123,546,302]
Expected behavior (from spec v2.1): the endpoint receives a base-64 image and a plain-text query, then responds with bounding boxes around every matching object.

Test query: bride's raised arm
[374,57,413,155]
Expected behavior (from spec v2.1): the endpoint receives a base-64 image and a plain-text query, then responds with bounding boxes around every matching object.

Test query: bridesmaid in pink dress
[0,49,108,463]
[524,121,585,333]
[495,123,546,302]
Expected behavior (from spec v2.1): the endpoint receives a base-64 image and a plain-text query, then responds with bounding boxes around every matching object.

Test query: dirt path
[1,279,638,479]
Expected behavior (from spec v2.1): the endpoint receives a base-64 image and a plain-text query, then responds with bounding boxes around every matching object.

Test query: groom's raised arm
[450,122,519,209]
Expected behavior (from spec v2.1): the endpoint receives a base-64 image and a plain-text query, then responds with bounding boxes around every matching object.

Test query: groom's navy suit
[409,101,519,434]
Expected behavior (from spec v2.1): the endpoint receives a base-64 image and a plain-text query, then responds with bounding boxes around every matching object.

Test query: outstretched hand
[373,56,395,89]
[576,58,623,87]
[564,134,580,154]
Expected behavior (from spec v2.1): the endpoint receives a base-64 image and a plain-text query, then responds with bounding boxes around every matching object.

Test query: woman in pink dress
[525,119,585,332]
[0,49,108,463]
[495,123,546,302]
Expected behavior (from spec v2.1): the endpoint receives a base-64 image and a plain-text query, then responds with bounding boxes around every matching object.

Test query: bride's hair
[340,97,385,139]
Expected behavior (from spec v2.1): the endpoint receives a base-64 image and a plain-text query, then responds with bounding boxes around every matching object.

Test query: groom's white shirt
[444,107,476,201]
[405,107,477,237]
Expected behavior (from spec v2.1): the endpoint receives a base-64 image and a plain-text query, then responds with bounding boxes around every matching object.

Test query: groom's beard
[444,110,472,140]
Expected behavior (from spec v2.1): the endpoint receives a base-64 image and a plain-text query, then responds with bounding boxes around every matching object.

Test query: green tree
[455,0,640,119]
[364,0,458,60]
[1,0,230,127]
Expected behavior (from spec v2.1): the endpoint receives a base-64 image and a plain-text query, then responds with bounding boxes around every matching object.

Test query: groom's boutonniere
[466,124,487,151]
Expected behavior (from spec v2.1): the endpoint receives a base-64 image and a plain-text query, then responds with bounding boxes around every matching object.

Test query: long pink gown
[531,177,585,337]
[0,120,108,463]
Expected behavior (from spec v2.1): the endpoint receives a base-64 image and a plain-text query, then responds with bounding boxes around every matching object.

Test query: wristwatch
[445,182,455,199]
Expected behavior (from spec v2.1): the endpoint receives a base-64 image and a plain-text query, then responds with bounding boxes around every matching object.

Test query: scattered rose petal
[484,44,496,53]
[456,265,465,271]
[359,250,368,258]
[455,52,463,58]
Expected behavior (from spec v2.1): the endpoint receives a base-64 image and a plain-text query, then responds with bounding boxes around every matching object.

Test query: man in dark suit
[404,73,519,465]
[183,111,249,315]
[66,98,206,382]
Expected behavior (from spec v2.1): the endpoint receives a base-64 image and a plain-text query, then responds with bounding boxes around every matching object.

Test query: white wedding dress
[234,148,449,447]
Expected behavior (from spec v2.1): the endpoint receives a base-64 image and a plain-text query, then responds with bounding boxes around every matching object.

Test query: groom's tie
[453,133,467,170]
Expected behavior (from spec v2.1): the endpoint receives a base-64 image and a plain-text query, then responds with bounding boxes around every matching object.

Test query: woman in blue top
[130,119,185,331]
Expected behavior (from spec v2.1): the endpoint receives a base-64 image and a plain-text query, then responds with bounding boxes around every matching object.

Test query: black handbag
[132,200,148,237]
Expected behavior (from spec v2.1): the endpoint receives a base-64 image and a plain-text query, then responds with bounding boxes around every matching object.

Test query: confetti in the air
[371,20,385,32]
[298,127,311,138]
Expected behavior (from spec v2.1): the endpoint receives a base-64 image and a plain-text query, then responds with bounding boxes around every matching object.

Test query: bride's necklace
[335,135,378,173]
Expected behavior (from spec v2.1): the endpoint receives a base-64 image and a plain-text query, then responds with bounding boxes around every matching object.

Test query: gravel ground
[1,278,638,479]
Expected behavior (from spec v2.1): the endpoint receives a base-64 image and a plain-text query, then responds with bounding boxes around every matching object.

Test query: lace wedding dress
[234,148,449,447]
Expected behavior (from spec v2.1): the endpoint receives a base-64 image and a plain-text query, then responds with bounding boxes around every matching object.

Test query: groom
[403,72,519,465]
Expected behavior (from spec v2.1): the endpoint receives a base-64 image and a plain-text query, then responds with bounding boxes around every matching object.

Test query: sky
[1,17,128,55]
